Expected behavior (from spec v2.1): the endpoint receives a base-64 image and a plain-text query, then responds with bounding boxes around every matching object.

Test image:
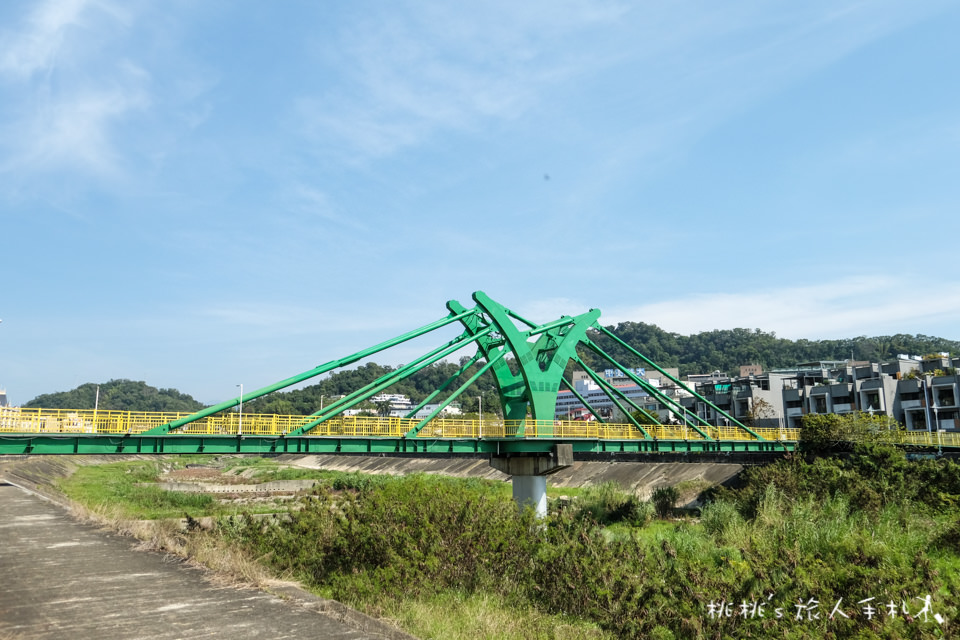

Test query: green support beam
[575,361,651,438]
[471,291,601,423]
[0,433,800,456]
[404,350,507,438]
[404,352,484,419]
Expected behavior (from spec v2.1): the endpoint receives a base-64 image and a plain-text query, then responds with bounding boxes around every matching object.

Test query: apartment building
[683,373,789,428]
[685,355,960,431]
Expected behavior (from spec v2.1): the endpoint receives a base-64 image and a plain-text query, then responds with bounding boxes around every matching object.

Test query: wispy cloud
[0,0,91,78]
[296,1,626,159]
[17,76,148,176]
[290,185,368,232]
[0,0,146,180]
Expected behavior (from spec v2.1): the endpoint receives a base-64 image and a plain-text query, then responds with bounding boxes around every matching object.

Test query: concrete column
[511,475,548,516]
[490,444,572,518]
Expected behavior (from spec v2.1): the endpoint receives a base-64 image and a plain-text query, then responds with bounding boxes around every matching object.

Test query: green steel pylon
[465,291,601,423]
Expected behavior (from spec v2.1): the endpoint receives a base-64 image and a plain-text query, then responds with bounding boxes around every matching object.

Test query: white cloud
[601,276,960,339]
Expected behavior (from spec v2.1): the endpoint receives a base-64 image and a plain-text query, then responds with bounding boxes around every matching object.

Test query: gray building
[684,356,960,432]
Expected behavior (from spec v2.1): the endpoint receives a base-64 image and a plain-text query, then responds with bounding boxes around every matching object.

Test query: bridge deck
[2,408,958,456]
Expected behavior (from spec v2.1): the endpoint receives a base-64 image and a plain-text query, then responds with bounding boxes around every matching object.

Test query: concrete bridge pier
[490,444,573,518]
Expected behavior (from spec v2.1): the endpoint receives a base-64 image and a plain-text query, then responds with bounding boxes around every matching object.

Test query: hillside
[24,379,206,413]
[581,323,960,377]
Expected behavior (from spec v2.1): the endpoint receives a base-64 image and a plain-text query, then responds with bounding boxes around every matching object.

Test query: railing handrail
[3,407,959,448]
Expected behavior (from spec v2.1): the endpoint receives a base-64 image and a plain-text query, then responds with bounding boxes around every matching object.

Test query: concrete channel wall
[275,454,745,505]
[0,453,746,505]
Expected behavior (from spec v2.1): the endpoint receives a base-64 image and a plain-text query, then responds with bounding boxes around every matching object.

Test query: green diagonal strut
[593,323,761,439]
[574,359,651,438]
[141,309,478,436]
[286,326,494,436]
[582,339,713,439]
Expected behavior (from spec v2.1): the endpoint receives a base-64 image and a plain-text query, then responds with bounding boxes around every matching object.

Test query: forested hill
[583,323,960,377]
[22,328,959,413]
[24,379,206,413]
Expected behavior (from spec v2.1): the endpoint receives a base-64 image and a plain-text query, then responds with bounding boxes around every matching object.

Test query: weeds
[58,451,960,639]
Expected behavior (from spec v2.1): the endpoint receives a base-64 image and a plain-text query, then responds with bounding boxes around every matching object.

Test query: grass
[58,460,218,520]
[367,591,613,640]
[58,458,291,519]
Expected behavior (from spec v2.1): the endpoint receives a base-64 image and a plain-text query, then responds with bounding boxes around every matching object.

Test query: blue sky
[2,0,959,405]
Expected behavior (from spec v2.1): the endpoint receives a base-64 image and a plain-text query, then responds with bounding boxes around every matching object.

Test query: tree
[799,412,890,457]
[630,409,660,426]
[744,398,776,427]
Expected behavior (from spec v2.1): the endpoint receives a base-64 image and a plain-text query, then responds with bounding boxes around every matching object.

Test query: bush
[651,486,679,518]
[572,481,647,525]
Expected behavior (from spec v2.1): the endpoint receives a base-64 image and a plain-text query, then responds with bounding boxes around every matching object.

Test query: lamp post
[93,385,100,432]
[934,406,939,449]
[320,394,325,412]
[237,384,243,436]
[478,395,483,431]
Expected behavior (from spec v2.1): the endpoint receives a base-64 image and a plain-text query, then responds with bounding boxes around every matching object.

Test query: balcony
[901,399,923,409]
[786,407,803,417]
[832,403,853,413]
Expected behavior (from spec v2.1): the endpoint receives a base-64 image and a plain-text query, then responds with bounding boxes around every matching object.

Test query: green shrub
[651,486,679,518]
[571,481,640,525]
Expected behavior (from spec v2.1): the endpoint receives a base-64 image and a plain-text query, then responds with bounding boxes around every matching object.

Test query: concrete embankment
[276,454,745,504]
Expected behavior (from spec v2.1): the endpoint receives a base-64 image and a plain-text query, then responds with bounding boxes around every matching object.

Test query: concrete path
[0,483,385,640]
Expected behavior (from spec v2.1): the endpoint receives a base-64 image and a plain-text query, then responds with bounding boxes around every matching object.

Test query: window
[865,392,881,411]
[936,387,957,407]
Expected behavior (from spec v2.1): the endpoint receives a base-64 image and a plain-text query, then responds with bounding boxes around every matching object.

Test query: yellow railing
[0,407,955,447]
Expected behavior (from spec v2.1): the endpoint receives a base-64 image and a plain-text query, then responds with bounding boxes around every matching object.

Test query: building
[554,368,688,422]
[686,355,960,432]
[556,354,958,432]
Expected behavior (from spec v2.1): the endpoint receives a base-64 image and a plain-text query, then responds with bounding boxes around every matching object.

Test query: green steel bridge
[1,292,955,459]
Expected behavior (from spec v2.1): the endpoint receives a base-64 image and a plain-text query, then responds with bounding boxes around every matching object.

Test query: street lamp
[478,395,483,431]
[237,384,243,436]
[93,384,100,432]
[934,406,939,447]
